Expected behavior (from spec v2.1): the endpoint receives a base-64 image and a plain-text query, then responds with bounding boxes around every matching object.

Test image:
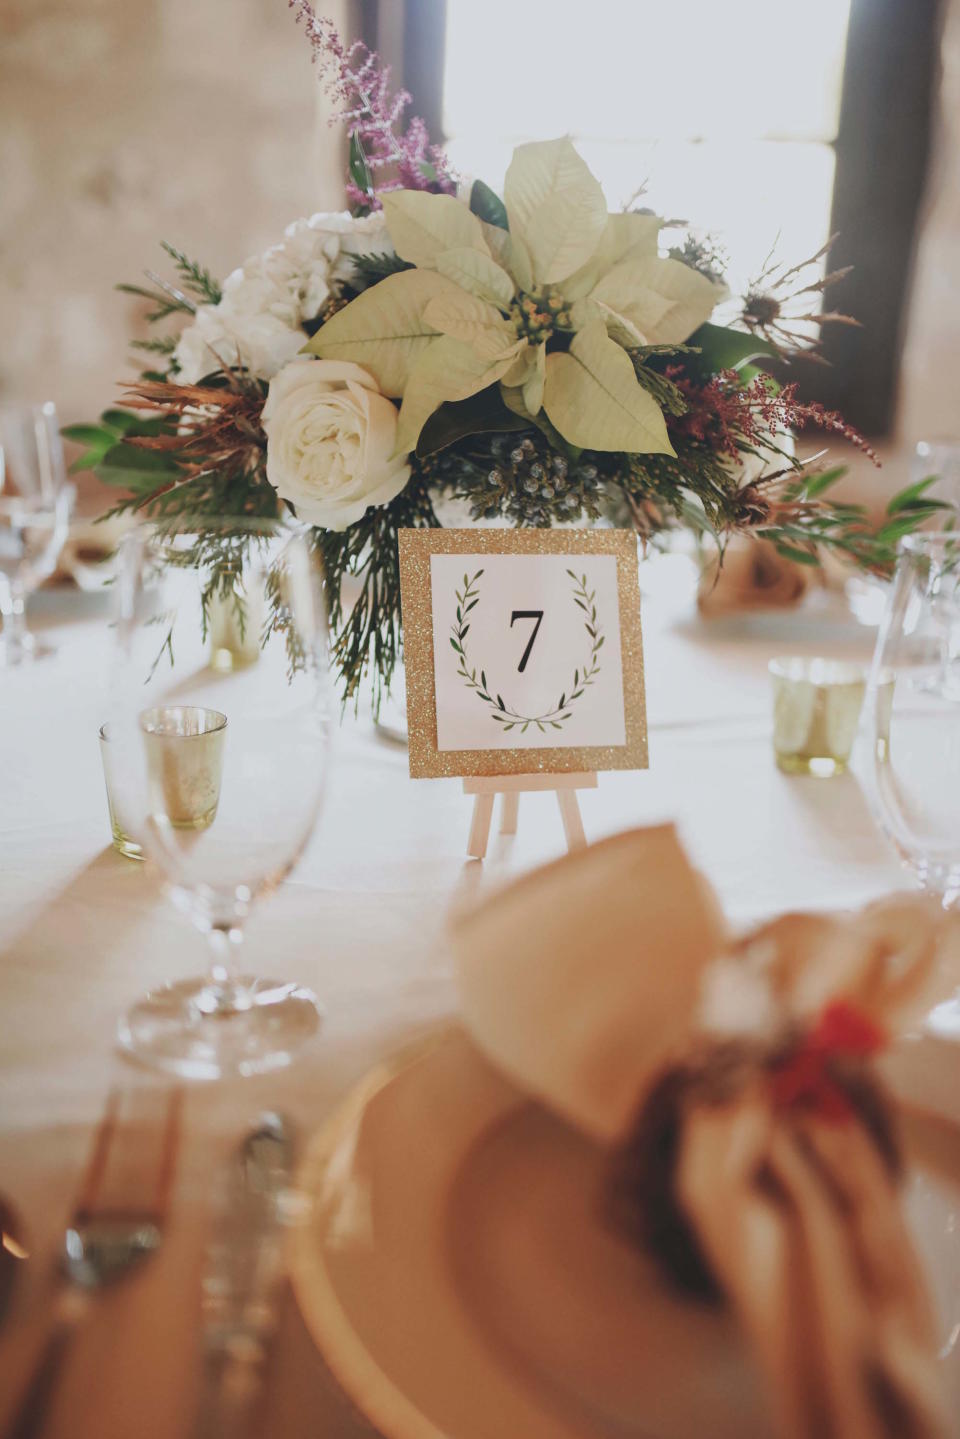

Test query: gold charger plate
[289,1028,960,1439]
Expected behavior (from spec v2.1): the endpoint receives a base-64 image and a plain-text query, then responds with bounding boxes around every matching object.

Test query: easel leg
[556,789,586,852]
[467,792,495,859]
[500,791,519,835]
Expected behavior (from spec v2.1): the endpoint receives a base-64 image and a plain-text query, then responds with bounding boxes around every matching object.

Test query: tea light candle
[769,657,866,778]
[208,579,264,673]
[140,705,227,829]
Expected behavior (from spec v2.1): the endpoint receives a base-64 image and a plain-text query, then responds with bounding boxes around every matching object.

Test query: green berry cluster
[424,429,609,527]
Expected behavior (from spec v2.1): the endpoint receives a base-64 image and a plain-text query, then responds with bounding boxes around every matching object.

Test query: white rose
[262,359,410,531]
[173,301,303,384]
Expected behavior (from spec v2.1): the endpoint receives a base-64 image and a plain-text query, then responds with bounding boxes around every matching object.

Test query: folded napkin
[698,537,810,617]
[451,828,958,1439]
[453,825,725,1144]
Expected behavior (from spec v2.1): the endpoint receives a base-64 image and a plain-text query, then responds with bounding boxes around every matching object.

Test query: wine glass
[105,519,333,1079]
[863,534,960,1032]
[0,401,72,665]
[912,438,960,516]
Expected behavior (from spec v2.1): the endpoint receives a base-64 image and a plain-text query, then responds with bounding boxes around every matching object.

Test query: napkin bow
[452,827,958,1439]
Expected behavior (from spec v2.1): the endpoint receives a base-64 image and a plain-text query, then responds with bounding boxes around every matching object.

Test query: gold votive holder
[99,724,144,861]
[208,579,264,673]
[769,657,866,778]
[140,705,227,830]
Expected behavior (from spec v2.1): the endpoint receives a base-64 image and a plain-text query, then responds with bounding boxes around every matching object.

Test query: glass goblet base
[925,995,960,1041]
[117,974,322,1080]
[0,633,56,667]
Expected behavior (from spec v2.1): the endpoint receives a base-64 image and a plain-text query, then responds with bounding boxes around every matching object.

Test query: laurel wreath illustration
[449,568,604,732]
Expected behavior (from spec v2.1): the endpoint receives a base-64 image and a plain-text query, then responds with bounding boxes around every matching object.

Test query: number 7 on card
[398,528,648,780]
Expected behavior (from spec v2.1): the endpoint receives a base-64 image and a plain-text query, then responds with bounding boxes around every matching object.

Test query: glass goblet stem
[0,578,30,660]
[195,922,252,1016]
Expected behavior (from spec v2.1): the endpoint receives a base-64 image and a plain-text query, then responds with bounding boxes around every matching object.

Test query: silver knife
[193,1112,295,1439]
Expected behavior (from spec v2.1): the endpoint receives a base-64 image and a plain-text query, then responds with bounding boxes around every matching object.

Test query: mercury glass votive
[769,657,867,778]
[140,705,227,830]
[99,724,144,861]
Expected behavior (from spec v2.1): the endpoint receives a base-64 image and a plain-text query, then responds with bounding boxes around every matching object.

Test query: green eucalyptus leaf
[348,131,375,202]
[886,475,942,515]
[95,442,180,489]
[469,179,509,231]
[686,322,777,376]
[772,542,821,566]
[415,388,528,457]
[60,423,116,448]
[800,466,847,499]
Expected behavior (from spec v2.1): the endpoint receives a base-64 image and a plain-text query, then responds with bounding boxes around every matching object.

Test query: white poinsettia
[306,137,724,457]
[262,358,410,531]
[173,212,393,384]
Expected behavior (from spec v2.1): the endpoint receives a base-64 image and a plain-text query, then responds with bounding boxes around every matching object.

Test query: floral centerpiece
[66,4,938,708]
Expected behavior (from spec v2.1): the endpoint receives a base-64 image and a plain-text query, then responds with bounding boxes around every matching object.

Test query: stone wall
[0,0,350,429]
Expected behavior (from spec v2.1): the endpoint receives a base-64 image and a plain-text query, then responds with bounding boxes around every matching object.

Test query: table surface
[2,555,959,1438]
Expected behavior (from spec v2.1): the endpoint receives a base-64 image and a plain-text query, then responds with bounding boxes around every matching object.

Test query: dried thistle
[740,236,860,360]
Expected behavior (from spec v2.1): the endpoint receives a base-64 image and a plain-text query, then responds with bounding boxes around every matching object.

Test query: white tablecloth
[1,557,956,1438]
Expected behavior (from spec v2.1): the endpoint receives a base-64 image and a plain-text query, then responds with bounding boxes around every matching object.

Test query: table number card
[398,529,648,779]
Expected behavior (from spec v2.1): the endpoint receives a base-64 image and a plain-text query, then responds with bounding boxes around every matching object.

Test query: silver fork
[4,1087,181,1439]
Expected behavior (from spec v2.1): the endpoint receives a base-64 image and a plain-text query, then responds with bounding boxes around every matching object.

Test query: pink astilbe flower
[288,0,456,210]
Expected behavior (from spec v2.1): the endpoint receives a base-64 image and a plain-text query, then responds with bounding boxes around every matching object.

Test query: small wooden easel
[463,771,598,859]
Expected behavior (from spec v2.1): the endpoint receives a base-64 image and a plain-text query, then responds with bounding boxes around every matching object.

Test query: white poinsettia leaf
[594,300,648,348]
[561,211,662,301]
[504,138,607,286]
[569,293,648,352]
[435,248,516,309]
[522,342,547,414]
[502,346,536,388]
[541,320,674,454]
[422,290,518,361]
[394,335,525,456]
[568,295,603,331]
[504,231,534,292]
[381,191,489,268]
[590,254,719,345]
[482,223,535,294]
[306,269,462,396]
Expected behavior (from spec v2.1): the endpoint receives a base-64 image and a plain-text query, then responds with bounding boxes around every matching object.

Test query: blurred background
[1,0,957,505]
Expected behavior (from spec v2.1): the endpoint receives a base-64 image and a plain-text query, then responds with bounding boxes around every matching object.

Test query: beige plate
[289,1028,960,1439]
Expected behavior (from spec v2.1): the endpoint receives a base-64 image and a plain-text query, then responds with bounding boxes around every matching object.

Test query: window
[442,0,852,293]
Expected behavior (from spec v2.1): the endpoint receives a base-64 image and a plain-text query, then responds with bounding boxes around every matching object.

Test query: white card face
[430,552,627,752]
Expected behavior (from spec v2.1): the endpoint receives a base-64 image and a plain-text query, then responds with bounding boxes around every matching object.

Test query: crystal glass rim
[899,532,960,558]
[140,705,228,738]
[0,399,58,421]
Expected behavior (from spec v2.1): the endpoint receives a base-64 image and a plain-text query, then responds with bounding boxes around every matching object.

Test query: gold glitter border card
[398,527,648,780]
